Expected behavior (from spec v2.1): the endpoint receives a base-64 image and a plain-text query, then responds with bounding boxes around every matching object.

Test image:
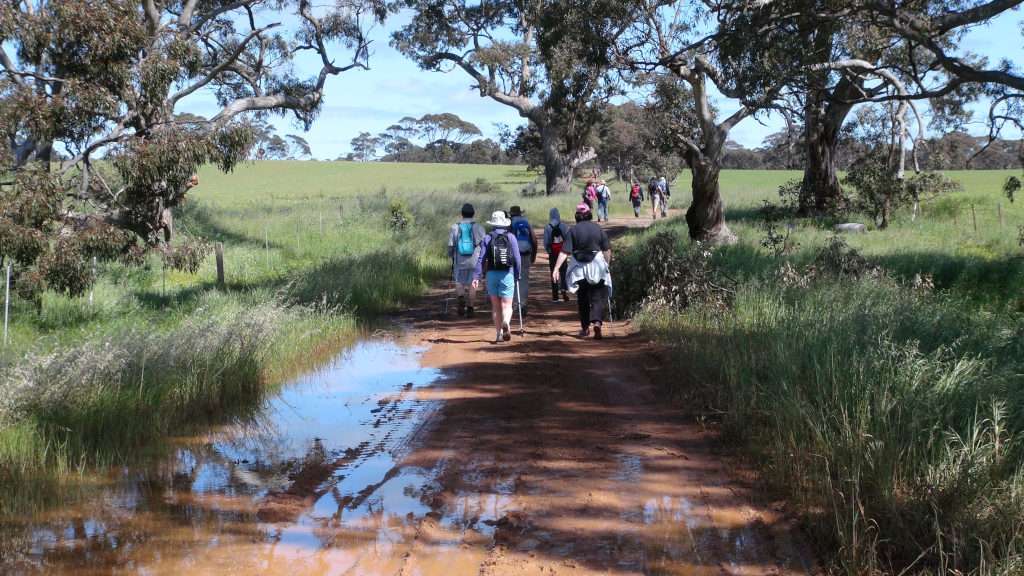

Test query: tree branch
[169,24,279,106]
[426,51,536,117]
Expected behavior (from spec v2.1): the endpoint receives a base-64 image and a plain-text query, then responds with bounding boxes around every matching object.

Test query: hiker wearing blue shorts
[473,211,523,343]
[448,203,486,317]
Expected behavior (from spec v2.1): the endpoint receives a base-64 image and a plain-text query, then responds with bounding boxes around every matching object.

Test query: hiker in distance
[582,180,597,211]
[648,177,665,220]
[473,211,523,343]
[629,180,644,218]
[448,203,486,317]
[544,208,571,302]
[552,204,612,340]
[509,206,537,316]
[595,179,612,222]
[658,175,671,217]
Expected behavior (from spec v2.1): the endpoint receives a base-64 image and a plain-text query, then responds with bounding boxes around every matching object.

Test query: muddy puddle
[0,339,450,575]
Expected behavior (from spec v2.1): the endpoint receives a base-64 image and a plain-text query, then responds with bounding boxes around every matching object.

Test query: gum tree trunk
[686,156,736,245]
[800,76,860,215]
[541,124,573,195]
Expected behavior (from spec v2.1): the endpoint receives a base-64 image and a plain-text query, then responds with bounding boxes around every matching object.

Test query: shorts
[486,269,516,298]
[454,267,474,286]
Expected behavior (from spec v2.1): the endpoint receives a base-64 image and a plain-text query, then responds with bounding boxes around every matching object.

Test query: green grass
[0,161,599,511]
[615,168,1024,574]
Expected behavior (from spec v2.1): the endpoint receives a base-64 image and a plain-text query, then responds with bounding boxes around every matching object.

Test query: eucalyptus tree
[715,0,1020,215]
[618,1,791,244]
[0,0,385,300]
[391,0,636,195]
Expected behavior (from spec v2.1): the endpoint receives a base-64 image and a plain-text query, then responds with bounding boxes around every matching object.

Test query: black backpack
[487,232,513,270]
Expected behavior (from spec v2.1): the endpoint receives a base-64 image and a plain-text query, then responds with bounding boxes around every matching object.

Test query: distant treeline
[721,130,1022,171]
[346,110,1020,172]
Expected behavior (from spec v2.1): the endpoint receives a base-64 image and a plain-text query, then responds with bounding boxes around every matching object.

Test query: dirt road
[3,215,817,575]
[379,215,817,575]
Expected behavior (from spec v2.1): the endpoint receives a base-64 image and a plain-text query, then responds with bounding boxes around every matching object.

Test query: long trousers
[549,254,568,299]
[597,201,609,222]
[576,280,609,330]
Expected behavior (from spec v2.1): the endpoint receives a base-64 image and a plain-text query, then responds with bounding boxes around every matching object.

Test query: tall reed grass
[625,242,1024,573]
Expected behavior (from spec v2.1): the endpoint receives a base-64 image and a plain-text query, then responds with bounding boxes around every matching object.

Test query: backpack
[512,219,532,247]
[549,224,565,256]
[487,232,513,270]
[598,185,611,201]
[585,186,597,202]
[630,184,641,200]
[456,222,475,257]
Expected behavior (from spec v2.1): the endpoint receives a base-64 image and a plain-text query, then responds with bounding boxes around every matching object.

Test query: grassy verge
[0,161,599,513]
[614,169,1024,574]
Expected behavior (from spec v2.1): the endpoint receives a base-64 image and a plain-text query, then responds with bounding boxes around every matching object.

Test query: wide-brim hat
[575,203,591,214]
[486,211,512,227]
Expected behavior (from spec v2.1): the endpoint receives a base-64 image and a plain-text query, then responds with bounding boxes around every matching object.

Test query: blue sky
[180,8,1024,161]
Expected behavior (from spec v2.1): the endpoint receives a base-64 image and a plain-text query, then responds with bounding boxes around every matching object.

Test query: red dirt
[380,214,820,575]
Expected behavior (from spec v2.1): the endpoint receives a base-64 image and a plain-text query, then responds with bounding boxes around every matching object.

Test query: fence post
[89,256,96,307]
[4,263,11,346]
[971,203,978,234]
[215,242,225,288]
[264,227,270,270]
[999,203,1004,229]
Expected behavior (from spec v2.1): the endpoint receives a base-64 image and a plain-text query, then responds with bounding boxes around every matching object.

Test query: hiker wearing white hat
[473,211,523,343]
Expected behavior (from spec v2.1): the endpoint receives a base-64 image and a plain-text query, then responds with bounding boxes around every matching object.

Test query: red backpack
[630,183,641,200]
[550,224,565,256]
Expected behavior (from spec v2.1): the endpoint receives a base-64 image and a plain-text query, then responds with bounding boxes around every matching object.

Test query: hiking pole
[515,278,525,337]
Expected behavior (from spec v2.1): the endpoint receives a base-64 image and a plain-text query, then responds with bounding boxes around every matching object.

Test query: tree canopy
[0,0,385,299]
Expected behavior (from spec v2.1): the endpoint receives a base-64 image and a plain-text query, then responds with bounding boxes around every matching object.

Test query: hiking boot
[502,324,512,342]
[578,327,590,338]
[465,306,475,318]
[562,291,570,302]
[494,330,503,344]
[593,324,603,340]
[457,296,466,317]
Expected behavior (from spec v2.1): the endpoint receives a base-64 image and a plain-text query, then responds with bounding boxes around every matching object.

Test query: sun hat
[486,210,512,227]
[575,203,591,214]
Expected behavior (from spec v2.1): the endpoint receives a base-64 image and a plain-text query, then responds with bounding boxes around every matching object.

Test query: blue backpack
[512,219,532,247]
[457,222,475,256]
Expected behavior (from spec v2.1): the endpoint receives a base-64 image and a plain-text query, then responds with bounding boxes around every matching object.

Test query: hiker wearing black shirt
[552,204,612,339]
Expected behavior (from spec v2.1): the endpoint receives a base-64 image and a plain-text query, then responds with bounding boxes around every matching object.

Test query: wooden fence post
[998,203,1004,229]
[215,242,225,288]
[89,256,96,307]
[3,262,10,347]
[971,203,978,234]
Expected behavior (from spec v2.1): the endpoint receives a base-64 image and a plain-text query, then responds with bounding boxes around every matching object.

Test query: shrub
[457,177,501,195]
[387,199,414,232]
[613,230,734,315]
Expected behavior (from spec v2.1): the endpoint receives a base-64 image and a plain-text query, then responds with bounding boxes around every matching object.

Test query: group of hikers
[627,176,671,219]
[448,199,612,343]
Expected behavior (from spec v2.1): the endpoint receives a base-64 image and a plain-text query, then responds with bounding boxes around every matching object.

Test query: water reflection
[1,340,444,575]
